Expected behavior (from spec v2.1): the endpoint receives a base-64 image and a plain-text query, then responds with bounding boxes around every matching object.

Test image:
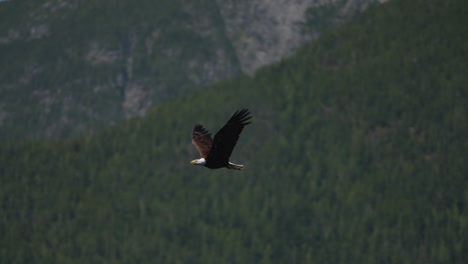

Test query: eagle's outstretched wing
[192,124,213,158]
[207,109,252,164]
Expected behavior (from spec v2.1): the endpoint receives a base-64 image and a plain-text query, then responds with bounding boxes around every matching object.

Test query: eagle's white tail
[227,162,244,170]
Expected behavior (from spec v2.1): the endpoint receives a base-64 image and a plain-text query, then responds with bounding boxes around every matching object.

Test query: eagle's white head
[191,158,206,166]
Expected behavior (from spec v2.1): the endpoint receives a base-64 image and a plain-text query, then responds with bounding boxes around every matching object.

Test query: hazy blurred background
[1,0,466,263]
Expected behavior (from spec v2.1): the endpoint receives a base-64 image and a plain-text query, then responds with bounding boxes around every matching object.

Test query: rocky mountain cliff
[217,0,386,74]
[0,0,386,140]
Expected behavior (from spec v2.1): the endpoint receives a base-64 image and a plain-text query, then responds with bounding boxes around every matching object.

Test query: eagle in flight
[191,109,252,170]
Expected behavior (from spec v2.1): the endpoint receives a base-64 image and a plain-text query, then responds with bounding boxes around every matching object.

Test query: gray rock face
[0,0,387,140]
[217,0,387,74]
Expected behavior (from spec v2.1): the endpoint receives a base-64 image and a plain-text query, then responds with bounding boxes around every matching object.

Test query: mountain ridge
[0,0,384,140]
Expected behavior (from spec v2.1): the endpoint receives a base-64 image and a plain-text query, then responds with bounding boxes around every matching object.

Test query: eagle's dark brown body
[191,109,252,170]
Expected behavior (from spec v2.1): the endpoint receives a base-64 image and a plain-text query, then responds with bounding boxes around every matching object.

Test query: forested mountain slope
[1,0,467,263]
[0,0,383,140]
[0,0,240,140]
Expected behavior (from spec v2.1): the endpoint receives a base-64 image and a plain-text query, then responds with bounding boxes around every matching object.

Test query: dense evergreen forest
[1,0,467,263]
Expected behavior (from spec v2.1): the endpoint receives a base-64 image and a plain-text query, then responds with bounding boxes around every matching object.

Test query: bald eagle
[191,109,252,170]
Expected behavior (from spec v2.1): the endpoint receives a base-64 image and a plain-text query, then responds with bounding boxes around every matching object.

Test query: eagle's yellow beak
[191,160,196,164]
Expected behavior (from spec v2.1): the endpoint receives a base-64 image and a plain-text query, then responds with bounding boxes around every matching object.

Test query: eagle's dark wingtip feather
[193,124,211,135]
[232,108,252,126]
